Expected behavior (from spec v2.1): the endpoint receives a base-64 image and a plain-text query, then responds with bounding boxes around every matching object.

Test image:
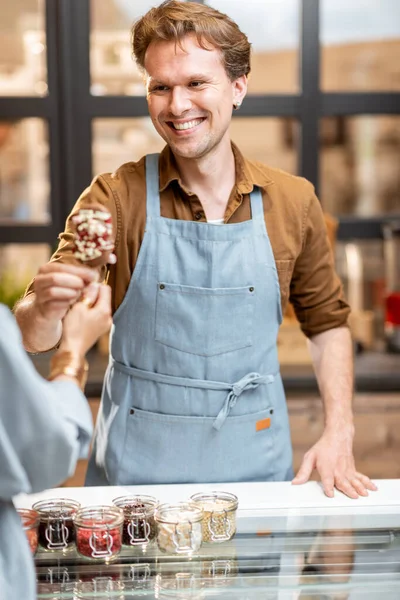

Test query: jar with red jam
[17,508,39,555]
[74,505,123,562]
[32,498,80,552]
[112,495,158,546]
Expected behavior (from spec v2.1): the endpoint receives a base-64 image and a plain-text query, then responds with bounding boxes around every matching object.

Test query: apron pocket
[155,282,254,356]
[116,406,274,485]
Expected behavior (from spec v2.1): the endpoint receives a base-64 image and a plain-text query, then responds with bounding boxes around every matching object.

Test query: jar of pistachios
[155,503,203,555]
[190,492,238,543]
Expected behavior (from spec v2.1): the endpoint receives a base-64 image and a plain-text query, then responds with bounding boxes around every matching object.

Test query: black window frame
[0,0,399,247]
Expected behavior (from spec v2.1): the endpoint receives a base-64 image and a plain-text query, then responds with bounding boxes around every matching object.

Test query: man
[15,1,376,498]
[1,282,112,599]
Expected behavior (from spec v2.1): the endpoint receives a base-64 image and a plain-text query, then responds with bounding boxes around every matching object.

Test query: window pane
[0,0,47,96]
[321,0,400,92]
[90,0,191,96]
[230,117,298,174]
[92,118,165,175]
[207,0,300,93]
[0,244,50,309]
[320,116,400,217]
[0,119,50,224]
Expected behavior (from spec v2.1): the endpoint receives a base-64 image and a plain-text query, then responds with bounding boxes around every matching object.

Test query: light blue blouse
[0,304,93,599]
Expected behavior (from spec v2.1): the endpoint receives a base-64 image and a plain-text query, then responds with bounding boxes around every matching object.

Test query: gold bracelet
[48,351,89,391]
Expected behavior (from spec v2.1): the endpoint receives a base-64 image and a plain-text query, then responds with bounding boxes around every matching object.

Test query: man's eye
[189,81,203,88]
[150,85,168,93]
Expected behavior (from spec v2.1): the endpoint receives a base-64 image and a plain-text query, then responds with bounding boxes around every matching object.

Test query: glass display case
[29,483,400,599]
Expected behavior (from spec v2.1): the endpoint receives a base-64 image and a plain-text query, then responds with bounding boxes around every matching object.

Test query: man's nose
[168,87,192,116]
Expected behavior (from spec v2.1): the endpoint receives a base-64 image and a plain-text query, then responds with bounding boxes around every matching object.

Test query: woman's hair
[131,0,251,81]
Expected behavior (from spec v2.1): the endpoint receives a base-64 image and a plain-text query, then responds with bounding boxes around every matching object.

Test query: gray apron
[86,153,293,485]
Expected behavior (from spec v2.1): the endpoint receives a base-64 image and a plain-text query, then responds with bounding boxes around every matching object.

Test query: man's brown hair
[131,0,251,81]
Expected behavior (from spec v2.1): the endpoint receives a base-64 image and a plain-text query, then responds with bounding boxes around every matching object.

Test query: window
[207,0,300,93]
[0,0,47,97]
[230,117,299,174]
[320,116,400,217]
[321,0,400,92]
[0,119,50,224]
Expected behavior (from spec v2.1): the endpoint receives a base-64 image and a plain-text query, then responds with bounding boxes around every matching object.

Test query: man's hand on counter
[291,429,378,499]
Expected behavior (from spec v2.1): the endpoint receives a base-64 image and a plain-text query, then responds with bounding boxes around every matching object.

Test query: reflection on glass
[0,244,50,310]
[0,0,47,96]
[321,0,400,91]
[92,117,165,175]
[230,117,298,174]
[207,0,300,93]
[90,0,190,96]
[0,119,50,224]
[320,116,400,217]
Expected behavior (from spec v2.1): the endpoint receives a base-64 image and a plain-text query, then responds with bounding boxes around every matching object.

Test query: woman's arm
[0,305,93,497]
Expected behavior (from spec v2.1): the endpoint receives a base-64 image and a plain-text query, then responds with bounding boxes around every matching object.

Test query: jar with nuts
[155,503,203,555]
[190,492,238,543]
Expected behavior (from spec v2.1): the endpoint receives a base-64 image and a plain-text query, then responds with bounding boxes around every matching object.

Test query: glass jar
[190,492,238,543]
[112,494,158,546]
[17,508,39,555]
[155,503,203,555]
[74,505,123,561]
[32,498,80,552]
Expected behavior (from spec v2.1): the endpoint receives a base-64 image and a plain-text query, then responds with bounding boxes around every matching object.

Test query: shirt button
[249,287,254,292]
[159,284,165,290]
[194,212,203,220]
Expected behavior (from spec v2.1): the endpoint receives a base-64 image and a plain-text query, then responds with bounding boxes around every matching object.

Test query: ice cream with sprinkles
[71,205,116,267]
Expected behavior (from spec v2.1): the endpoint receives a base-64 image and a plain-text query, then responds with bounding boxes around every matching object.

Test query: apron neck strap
[145,153,161,219]
[249,186,264,220]
[146,155,265,226]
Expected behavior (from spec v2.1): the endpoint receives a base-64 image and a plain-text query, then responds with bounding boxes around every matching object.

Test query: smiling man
[15,0,376,499]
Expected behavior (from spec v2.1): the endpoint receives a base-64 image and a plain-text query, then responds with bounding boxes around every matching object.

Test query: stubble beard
[166,127,228,161]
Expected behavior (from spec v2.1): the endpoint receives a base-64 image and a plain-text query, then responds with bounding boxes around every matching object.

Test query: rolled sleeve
[289,190,351,338]
[23,174,118,298]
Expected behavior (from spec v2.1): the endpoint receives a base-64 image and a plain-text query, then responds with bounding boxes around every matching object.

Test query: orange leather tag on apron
[256,417,271,432]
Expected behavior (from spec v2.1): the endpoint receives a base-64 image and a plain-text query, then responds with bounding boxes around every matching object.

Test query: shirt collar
[158,142,273,195]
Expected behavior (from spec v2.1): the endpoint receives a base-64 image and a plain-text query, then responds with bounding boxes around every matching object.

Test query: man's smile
[166,117,206,132]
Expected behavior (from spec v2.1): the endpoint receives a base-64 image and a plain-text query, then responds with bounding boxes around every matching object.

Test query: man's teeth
[172,119,203,130]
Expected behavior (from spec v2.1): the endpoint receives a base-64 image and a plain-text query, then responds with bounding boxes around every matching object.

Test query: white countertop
[14,479,400,517]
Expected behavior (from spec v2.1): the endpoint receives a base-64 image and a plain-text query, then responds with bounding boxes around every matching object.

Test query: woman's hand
[58,283,112,358]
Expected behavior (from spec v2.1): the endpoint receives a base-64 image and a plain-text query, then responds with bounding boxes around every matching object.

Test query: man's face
[144,34,246,160]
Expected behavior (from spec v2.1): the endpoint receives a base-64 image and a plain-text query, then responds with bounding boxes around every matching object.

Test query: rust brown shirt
[28,143,350,338]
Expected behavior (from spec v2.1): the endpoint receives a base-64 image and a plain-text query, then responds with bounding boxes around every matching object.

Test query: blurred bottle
[383,221,400,353]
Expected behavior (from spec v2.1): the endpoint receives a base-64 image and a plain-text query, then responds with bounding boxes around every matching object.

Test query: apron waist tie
[110,358,276,431]
[212,372,274,431]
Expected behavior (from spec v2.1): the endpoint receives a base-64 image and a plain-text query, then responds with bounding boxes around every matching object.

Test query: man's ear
[232,74,248,109]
